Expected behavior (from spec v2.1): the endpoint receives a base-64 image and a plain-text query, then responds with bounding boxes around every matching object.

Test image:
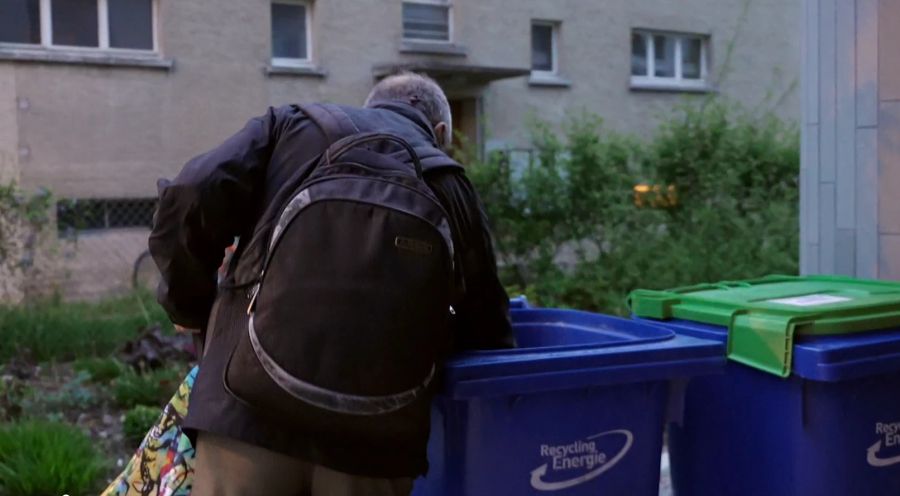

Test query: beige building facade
[0,0,801,299]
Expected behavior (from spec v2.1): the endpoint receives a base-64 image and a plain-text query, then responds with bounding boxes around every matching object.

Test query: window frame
[401,0,452,44]
[630,30,709,91]
[0,0,158,54]
[270,0,313,68]
[530,20,559,78]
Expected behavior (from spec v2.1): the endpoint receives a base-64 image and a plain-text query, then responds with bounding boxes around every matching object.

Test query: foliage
[0,377,28,422]
[0,290,172,363]
[0,184,53,260]
[0,183,55,304]
[29,371,103,418]
[472,100,799,315]
[113,366,183,409]
[123,405,161,444]
[0,420,105,496]
[74,356,127,384]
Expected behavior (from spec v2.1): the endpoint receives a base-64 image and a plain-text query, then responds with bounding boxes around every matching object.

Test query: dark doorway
[448,98,480,161]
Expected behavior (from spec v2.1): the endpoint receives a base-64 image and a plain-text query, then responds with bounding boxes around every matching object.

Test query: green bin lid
[628,275,900,377]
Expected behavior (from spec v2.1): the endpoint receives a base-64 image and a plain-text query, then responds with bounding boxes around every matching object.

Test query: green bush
[0,420,105,496]
[113,367,183,409]
[73,356,126,384]
[472,100,799,314]
[0,290,172,363]
[123,405,161,443]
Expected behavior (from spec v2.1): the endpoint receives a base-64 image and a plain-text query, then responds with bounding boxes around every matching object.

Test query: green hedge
[471,100,799,314]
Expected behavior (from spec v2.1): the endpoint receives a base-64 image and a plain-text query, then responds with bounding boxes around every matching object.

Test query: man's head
[364,72,453,149]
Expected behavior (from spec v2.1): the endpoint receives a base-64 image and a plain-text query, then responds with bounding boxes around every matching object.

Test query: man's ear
[433,122,450,150]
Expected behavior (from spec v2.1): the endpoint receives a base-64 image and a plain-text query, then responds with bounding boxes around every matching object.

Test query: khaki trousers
[192,432,415,496]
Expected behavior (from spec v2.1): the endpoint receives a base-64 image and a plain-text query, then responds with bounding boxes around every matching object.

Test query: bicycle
[133,244,236,291]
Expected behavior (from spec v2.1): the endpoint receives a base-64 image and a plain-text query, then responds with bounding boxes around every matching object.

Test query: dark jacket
[149,102,513,477]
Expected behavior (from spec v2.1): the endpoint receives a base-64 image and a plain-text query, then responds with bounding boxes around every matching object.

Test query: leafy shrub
[123,405,161,443]
[0,183,54,305]
[73,356,126,383]
[0,420,105,496]
[472,100,799,314]
[113,367,183,409]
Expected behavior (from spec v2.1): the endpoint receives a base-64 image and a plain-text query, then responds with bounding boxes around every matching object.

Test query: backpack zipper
[246,274,263,315]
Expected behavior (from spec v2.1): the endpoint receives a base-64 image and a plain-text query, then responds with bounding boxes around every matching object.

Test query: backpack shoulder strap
[298,103,360,143]
[414,146,465,174]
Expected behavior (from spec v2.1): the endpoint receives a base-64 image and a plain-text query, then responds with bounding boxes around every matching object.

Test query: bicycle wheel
[133,250,162,292]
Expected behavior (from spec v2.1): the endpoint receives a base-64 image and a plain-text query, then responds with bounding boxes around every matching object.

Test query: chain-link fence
[23,198,161,301]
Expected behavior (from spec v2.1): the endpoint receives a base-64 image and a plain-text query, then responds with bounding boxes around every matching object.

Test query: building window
[108,0,155,50]
[0,0,42,44]
[631,30,709,90]
[531,21,558,76]
[402,0,451,43]
[0,0,156,51]
[57,198,157,234]
[52,0,99,47]
[271,0,311,66]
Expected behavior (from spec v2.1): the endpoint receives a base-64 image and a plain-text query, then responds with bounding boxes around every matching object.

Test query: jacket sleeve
[149,108,278,329]
[428,170,515,351]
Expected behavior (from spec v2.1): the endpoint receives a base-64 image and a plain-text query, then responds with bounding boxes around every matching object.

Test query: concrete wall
[800,0,900,279]
[483,0,801,146]
[0,66,19,185]
[4,0,802,200]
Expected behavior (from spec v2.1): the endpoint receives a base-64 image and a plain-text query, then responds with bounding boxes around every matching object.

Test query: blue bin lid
[441,309,723,398]
[643,318,900,382]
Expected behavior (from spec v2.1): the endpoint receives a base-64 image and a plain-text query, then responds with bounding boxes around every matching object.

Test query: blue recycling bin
[508,295,532,309]
[644,319,900,496]
[413,308,722,496]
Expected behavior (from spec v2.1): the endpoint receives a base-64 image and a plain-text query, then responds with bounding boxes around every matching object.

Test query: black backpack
[225,105,456,439]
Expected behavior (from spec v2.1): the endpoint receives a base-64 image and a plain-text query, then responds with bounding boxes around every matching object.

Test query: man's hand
[174,324,200,334]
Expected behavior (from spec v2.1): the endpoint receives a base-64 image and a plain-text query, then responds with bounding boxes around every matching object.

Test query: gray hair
[364,72,452,142]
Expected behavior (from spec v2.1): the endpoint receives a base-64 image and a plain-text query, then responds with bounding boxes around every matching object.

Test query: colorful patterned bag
[102,367,198,496]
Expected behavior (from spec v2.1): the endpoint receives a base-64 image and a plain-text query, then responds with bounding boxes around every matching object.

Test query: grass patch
[123,405,161,443]
[113,367,183,409]
[73,357,126,384]
[0,420,106,496]
[0,290,172,363]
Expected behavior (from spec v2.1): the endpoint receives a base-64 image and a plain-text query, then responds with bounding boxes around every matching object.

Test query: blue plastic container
[508,295,532,309]
[645,319,900,496]
[413,308,723,495]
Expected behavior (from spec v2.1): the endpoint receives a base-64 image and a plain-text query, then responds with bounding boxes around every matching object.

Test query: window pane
[52,0,98,47]
[631,32,647,76]
[402,2,449,41]
[682,37,703,79]
[0,0,41,44]
[109,0,153,49]
[531,24,553,72]
[272,3,307,59]
[653,35,675,78]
